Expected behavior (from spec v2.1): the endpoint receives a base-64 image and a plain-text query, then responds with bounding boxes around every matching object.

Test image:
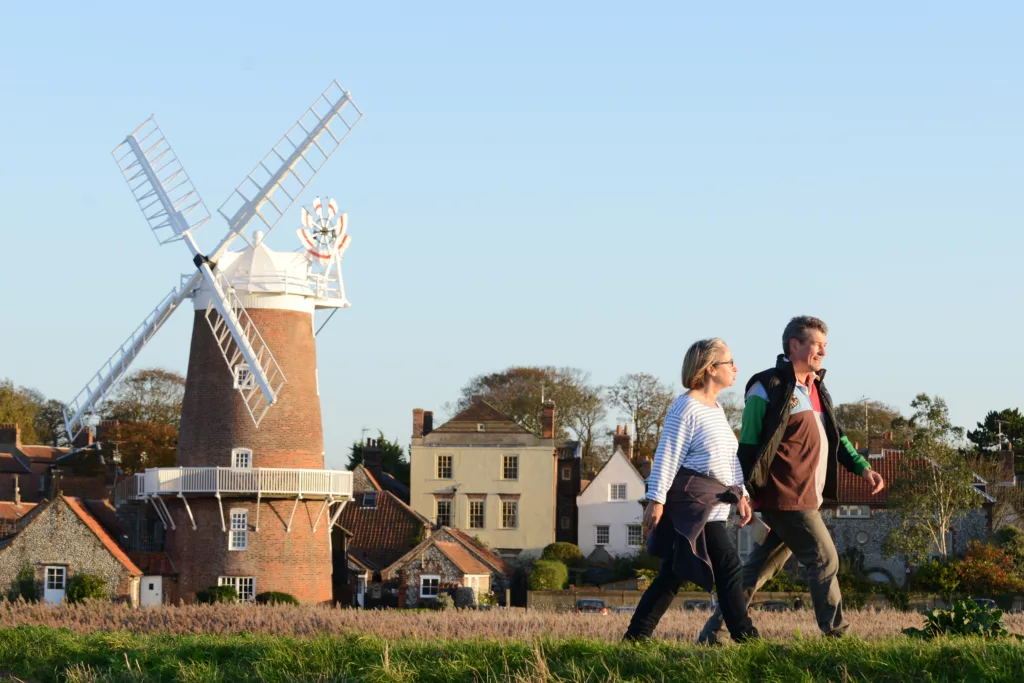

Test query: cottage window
[229,509,248,551]
[233,363,255,390]
[231,448,252,469]
[361,492,378,508]
[420,575,441,598]
[561,467,572,481]
[502,455,519,480]
[836,505,870,519]
[596,525,610,545]
[436,499,452,527]
[627,524,643,547]
[218,576,255,601]
[609,483,627,501]
[436,455,453,479]
[500,500,518,529]
[45,566,65,591]
[561,516,571,530]
[469,500,485,529]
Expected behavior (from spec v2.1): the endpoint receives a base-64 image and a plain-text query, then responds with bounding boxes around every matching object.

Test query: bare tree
[719,391,744,438]
[606,373,675,461]
[104,368,185,427]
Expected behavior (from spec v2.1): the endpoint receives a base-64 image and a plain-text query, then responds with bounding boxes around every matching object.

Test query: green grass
[1,626,1023,682]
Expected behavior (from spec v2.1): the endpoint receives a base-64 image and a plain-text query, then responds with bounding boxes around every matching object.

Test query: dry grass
[2,600,1023,641]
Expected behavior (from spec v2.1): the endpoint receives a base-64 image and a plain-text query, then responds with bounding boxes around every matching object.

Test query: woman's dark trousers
[624,521,758,641]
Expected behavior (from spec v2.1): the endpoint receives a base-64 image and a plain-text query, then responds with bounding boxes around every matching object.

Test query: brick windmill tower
[64,81,362,603]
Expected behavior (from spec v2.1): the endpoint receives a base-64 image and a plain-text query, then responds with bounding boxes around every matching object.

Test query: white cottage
[576,448,645,558]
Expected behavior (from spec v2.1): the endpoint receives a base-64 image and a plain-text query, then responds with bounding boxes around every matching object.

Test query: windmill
[67,81,363,604]
[64,81,361,443]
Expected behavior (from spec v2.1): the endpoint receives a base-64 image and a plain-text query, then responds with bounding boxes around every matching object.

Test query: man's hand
[862,468,885,495]
[642,501,663,539]
[736,497,753,526]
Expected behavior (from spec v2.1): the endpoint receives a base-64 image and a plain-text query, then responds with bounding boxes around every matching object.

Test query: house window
[837,505,870,519]
[596,525,610,545]
[38,475,45,492]
[436,455,453,479]
[361,492,378,508]
[231,448,252,469]
[233,363,255,390]
[561,516,571,530]
[45,566,65,591]
[229,509,248,551]
[218,576,255,601]
[500,500,518,529]
[502,455,519,480]
[436,499,452,527]
[469,500,485,529]
[561,467,572,481]
[420,575,440,598]
[609,483,627,501]
[627,524,643,547]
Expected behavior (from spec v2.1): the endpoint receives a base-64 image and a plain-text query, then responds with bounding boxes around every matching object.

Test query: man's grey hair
[782,316,828,357]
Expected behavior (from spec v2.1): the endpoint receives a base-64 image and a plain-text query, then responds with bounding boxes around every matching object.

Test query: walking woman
[624,338,760,642]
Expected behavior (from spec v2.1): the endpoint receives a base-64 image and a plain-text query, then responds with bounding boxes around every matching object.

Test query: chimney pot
[541,401,556,440]
[615,425,622,436]
[412,408,425,438]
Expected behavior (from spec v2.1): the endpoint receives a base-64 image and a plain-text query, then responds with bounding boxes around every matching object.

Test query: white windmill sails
[63,80,363,444]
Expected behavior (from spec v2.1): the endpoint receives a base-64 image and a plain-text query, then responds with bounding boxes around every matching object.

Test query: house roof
[20,445,70,462]
[62,496,142,576]
[351,464,411,503]
[129,551,177,576]
[578,447,645,499]
[442,526,511,575]
[834,452,996,505]
[430,401,535,436]
[82,499,129,543]
[434,541,493,575]
[0,450,31,474]
[336,489,431,571]
[381,526,512,580]
[0,501,38,523]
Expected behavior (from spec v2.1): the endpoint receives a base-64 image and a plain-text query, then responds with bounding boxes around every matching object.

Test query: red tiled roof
[62,496,142,576]
[0,501,37,522]
[434,541,493,575]
[442,527,510,576]
[0,451,31,474]
[82,499,129,542]
[20,445,70,462]
[129,551,177,575]
[834,452,930,505]
[337,490,430,571]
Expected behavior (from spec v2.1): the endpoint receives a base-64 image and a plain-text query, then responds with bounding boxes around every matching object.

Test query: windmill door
[43,566,66,604]
[141,576,163,607]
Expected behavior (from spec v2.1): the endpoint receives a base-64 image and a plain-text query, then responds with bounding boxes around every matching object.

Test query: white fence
[115,467,352,503]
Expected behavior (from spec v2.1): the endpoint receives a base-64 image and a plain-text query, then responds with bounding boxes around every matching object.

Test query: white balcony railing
[115,467,352,504]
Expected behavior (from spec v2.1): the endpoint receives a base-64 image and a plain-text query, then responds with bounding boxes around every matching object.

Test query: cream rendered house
[409,401,557,562]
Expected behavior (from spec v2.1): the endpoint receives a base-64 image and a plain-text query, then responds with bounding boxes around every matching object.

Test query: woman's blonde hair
[681,338,728,390]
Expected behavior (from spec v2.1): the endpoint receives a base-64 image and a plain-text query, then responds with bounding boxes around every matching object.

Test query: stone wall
[0,497,137,603]
[396,543,465,607]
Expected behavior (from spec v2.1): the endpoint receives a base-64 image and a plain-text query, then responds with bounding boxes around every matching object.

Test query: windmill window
[229,509,248,551]
[218,576,255,602]
[233,363,255,390]
[231,448,252,469]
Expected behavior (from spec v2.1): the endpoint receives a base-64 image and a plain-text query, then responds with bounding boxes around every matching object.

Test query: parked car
[751,600,790,612]
[575,599,608,615]
[683,599,712,611]
[613,605,636,615]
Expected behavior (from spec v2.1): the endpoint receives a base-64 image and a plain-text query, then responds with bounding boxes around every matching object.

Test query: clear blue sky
[1,2,1021,468]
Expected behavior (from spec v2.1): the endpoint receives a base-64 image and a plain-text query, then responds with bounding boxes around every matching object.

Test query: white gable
[576,448,645,557]
[577,448,645,505]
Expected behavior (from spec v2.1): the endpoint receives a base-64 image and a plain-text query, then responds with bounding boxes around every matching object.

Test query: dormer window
[233,363,255,390]
[361,492,378,508]
[232,448,252,469]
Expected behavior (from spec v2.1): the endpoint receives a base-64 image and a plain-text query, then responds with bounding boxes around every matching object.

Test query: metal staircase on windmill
[64,81,362,443]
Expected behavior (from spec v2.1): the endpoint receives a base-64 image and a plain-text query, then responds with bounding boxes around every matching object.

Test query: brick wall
[0,497,137,603]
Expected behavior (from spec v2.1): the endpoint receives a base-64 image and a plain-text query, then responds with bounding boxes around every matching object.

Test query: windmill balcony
[115,467,353,506]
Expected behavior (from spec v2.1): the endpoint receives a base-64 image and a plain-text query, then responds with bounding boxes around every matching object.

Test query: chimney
[72,426,95,449]
[613,424,633,458]
[423,411,434,437]
[412,408,425,438]
[634,457,653,480]
[541,401,555,440]
[0,423,21,448]
[364,438,384,483]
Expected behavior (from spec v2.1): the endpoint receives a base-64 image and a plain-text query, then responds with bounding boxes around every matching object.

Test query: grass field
[1,604,1023,682]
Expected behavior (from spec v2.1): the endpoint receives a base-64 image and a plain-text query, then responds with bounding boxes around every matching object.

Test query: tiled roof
[62,496,142,576]
[82,499,129,543]
[337,489,430,571]
[129,551,177,575]
[20,445,70,462]
[431,401,534,435]
[0,501,37,522]
[832,452,998,505]
[0,450,31,474]
[434,541,493,575]
[442,527,511,576]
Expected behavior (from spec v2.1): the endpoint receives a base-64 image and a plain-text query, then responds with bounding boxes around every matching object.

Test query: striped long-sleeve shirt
[646,393,746,521]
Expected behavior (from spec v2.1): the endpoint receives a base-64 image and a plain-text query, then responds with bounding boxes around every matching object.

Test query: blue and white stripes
[646,394,745,521]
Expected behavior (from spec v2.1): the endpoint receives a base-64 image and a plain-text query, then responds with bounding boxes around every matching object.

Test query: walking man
[698,316,885,643]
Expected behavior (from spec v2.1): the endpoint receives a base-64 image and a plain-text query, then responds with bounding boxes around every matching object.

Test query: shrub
[992,527,1024,570]
[904,599,1008,639]
[196,585,239,604]
[529,560,568,590]
[541,543,583,563]
[760,571,807,593]
[453,587,476,609]
[912,558,962,598]
[433,592,454,611]
[66,573,107,604]
[477,590,497,607]
[883,585,911,612]
[7,565,40,603]
[255,591,298,605]
[957,541,1024,596]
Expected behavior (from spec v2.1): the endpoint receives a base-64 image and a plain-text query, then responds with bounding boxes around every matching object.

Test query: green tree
[606,373,675,461]
[34,399,70,447]
[0,379,42,444]
[346,432,410,487]
[102,421,178,475]
[833,400,910,451]
[885,394,983,563]
[104,368,185,427]
[967,408,1024,454]
[529,560,568,590]
[66,572,108,603]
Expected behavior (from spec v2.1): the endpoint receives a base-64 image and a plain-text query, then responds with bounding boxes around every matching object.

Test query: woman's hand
[736,497,753,526]
[642,501,663,538]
